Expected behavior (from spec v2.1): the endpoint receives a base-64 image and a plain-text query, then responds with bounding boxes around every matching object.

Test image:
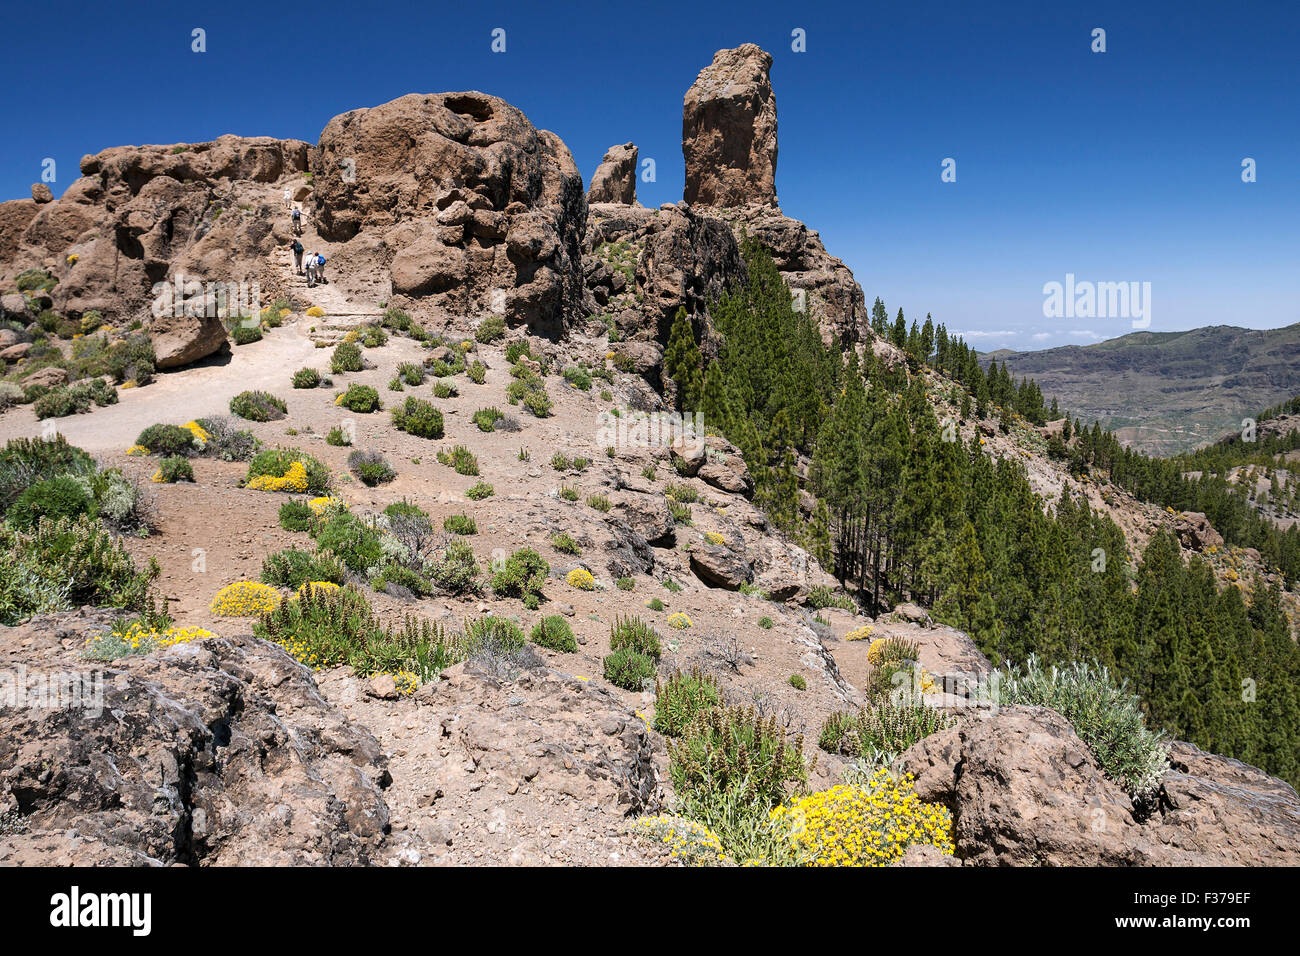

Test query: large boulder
[689,543,753,590]
[0,610,393,866]
[634,202,743,339]
[312,92,586,336]
[1174,511,1224,552]
[682,44,778,208]
[896,706,1300,866]
[587,143,638,205]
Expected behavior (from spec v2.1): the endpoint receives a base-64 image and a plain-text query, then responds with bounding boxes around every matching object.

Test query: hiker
[315,252,326,284]
[304,251,317,286]
[291,206,302,235]
[283,187,291,209]
[290,238,304,275]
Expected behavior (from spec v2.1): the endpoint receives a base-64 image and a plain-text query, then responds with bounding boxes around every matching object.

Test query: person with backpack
[290,238,304,275]
[291,206,302,236]
[315,252,326,284]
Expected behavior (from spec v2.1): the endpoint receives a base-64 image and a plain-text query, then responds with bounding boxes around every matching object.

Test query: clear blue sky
[3,0,1296,350]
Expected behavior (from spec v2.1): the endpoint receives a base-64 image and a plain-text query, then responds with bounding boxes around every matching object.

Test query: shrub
[530,615,577,652]
[586,493,611,512]
[563,366,592,390]
[229,390,287,422]
[348,449,396,486]
[604,647,656,691]
[667,500,692,525]
[313,511,383,573]
[669,702,807,810]
[465,481,493,500]
[475,315,505,343]
[654,668,721,737]
[279,499,316,532]
[0,436,95,514]
[429,540,480,594]
[292,367,321,389]
[565,567,596,590]
[551,532,580,555]
[381,306,412,331]
[464,615,527,652]
[337,384,381,413]
[995,656,1170,803]
[210,580,282,616]
[616,576,635,591]
[32,379,117,419]
[392,397,443,438]
[331,341,364,373]
[135,424,195,457]
[788,674,807,690]
[361,326,387,348]
[432,379,458,399]
[443,513,477,535]
[610,615,662,660]
[325,425,351,446]
[646,597,665,612]
[667,611,692,629]
[471,406,503,432]
[230,324,262,345]
[153,457,194,483]
[558,484,579,502]
[770,771,954,866]
[466,361,487,384]
[396,362,424,386]
[7,476,95,530]
[491,548,549,608]
[261,547,345,589]
[437,445,479,476]
[245,448,330,494]
[759,616,774,629]
[808,585,856,611]
[195,416,260,461]
[82,619,216,660]
[522,387,553,418]
[817,702,952,765]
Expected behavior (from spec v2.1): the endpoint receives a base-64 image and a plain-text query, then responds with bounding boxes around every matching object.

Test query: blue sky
[2,0,1296,350]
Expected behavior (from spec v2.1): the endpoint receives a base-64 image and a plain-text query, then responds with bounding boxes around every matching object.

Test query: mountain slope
[986,324,1300,455]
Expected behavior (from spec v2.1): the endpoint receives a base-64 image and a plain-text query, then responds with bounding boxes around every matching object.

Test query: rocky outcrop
[683,44,778,208]
[588,143,638,205]
[0,610,393,866]
[896,706,1300,866]
[313,92,586,336]
[1174,511,1224,552]
[689,543,754,590]
[634,203,743,339]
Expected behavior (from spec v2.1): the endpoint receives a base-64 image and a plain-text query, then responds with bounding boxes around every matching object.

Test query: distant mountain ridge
[983,323,1300,456]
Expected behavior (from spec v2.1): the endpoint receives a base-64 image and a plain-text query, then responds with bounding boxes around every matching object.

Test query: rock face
[1174,511,1224,552]
[0,135,311,366]
[0,611,393,866]
[689,543,754,590]
[634,202,744,338]
[683,44,778,208]
[896,706,1300,866]
[312,92,586,336]
[587,143,638,205]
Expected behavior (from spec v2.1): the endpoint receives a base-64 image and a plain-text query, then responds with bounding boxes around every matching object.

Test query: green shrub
[551,532,580,555]
[504,341,531,364]
[0,436,95,514]
[7,476,95,530]
[194,416,260,461]
[471,406,503,432]
[348,449,395,486]
[530,615,577,653]
[313,511,384,573]
[610,615,662,661]
[331,341,364,373]
[586,493,611,512]
[430,540,480,594]
[523,389,553,417]
[437,445,479,476]
[759,616,774,629]
[245,448,330,494]
[616,577,635,591]
[646,597,665,612]
[381,307,412,332]
[563,366,592,391]
[229,390,287,422]
[551,452,571,471]
[475,315,506,343]
[491,548,549,608]
[292,367,321,389]
[667,500,692,525]
[361,326,387,348]
[788,674,807,690]
[818,703,951,765]
[15,269,56,293]
[392,397,443,438]
[32,379,117,419]
[155,456,194,483]
[432,379,458,399]
[654,668,722,737]
[135,424,196,457]
[325,425,351,446]
[995,656,1170,802]
[279,499,316,532]
[338,384,381,413]
[396,362,424,386]
[443,513,477,535]
[669,702,807,810]
[261,547,345,589]
[558,484,578,502]
[465,481,494,501]
[230,324,262,346]
[604,648,656,690]
[808,585,856,611]
[466,360,487,384]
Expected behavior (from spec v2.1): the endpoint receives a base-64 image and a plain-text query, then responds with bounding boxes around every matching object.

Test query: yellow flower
[305,306,325,318]
[247,460,309,493]
[126,444,150,456]
[848,626,874,644]
[704,531,725,546]
[666,612,692,630]
[308,495,343,516]
[297,581,340,599]
[566,568,596,590]
[210,581,281,616]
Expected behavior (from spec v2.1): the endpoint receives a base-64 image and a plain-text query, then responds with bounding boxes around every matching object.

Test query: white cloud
[1068,329,1102,340]
[958,329,1017,338]
[1031,332,1051,341]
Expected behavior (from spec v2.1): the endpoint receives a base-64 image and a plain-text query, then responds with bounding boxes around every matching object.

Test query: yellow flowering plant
[210,581,281,616]
[566,567,596,590]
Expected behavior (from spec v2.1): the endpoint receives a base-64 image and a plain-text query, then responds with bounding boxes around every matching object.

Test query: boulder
[634,203,743,338]
[612,492,676,547]
[689,543,753,590]
[698,460,753,498]
[312,92,586,335]
[682,44,778,208]
[20,366,67,389]
[0,343,31,363]
[149,307,229,370]
[30,183,53,204]
[1174,511,1224,552]
[587,143,638,205]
